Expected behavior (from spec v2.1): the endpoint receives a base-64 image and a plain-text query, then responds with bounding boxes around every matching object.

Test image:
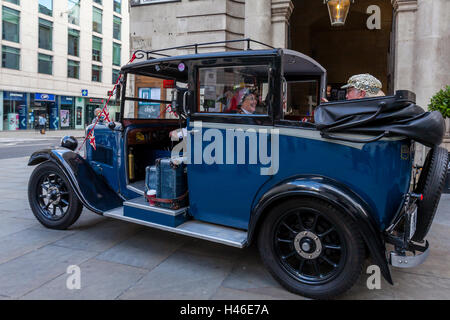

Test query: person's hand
[321,97,329,103]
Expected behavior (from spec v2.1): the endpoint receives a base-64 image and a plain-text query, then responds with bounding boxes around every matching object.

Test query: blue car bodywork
[30,43,444,296]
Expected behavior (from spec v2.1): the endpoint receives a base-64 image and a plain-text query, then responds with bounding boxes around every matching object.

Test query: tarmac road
[0,138,62,160]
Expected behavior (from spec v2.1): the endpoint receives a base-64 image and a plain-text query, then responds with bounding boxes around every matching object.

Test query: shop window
[68,59,79,79]
[38,53,52,75]
[2,6,20,43]
[2,92,27,131]
[114,0,121,14]
[113,16,121,40]
[112,68,120,84]
[113,43,121,66]
[39,18,53,51]
[2,45,20,70]
[92,65,102,82]
[68,0,80,25]
[92,36,102,62]
[68,28,79,56]
[197,65,270,115]
[39,0,52,16]
[93,7,102,34]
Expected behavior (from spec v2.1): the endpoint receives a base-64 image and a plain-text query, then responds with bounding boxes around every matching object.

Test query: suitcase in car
[145,157,188,209]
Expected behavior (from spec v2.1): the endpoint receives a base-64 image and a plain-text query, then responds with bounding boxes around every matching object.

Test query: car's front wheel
[258,198,365,299]
[28,162,83,229]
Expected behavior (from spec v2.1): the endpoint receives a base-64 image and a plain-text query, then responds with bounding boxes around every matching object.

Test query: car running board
[103,205,248,248]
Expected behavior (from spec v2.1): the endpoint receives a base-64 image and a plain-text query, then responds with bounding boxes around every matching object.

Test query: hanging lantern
[324,0,354,27]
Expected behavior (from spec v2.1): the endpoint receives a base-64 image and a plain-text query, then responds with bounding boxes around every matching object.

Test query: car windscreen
[122,73,186,120]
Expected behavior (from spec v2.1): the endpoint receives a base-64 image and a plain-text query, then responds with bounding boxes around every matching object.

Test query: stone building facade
[129,0,449,149]
[0,0,130,131]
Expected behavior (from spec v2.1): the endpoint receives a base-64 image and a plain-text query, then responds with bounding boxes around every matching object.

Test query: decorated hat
[341,73,382,95]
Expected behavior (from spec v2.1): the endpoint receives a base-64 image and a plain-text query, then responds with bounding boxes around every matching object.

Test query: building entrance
[290,0,393,101]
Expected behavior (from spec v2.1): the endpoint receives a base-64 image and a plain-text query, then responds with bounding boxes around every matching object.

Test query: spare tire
[412,147,449,241]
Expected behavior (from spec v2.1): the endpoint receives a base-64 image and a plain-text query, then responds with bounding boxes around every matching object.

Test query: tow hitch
[385,193,430,268]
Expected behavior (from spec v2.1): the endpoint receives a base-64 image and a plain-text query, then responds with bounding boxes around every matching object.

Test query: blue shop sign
[4,91,26,101]
[61,96,75,105]
[35,93,55,102]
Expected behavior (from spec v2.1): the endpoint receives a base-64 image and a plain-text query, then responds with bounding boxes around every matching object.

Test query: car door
[185,58,280,230]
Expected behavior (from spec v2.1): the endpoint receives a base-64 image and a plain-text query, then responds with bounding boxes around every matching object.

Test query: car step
[103,204,248,248]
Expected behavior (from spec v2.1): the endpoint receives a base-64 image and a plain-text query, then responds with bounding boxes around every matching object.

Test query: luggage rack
[132,38,275,61]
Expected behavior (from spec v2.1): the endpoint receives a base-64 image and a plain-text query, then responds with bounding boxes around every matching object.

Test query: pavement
[0,156,449,300]
[0,129,85,140]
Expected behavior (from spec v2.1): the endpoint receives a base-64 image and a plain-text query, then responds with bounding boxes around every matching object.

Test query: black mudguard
[28,148,123,214]
[249,176,393,285]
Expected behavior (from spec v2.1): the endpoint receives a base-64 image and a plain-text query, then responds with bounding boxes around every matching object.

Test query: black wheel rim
[35,171,70,221]
[273,207,347,285]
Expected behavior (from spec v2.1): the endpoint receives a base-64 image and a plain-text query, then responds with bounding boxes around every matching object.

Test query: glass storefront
[31,93,58,130]
[60,96,75,129]
[2,91,27,130]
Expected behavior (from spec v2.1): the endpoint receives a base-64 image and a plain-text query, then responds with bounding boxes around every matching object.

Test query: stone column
[391,0,418,92]
[414,0,450,109]
[245,0,272,49]
[271,0,294,49]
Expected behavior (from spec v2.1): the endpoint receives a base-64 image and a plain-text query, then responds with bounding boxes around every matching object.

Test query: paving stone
[434,194,450,226]
[118,250,234,300]
[21,259,147,300]
[0,216,37,238]
[178,238,244,261]
[52,219,143,253]
[97,228,188,270]
[0,227,75,264]
[0,245,97,298]
[210,287,280,300]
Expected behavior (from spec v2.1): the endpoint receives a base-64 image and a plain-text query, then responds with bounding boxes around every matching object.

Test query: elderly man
[341,73,384,100]
[321,73,384,102]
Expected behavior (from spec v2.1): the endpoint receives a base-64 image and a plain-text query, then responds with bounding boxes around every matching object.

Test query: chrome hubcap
[294,231,322,259]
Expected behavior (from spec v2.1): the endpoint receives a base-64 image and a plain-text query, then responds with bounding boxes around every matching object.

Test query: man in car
[321,73,384,102]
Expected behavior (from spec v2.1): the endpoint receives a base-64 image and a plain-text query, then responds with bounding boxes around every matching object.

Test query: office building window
[2,6,20,43]
[93,7,102,34]
[113,43,121,66]
[92,65,102,82]
[38,53,52,74]
[2,45,20,70]
[114,0,121,14]
[38,18,53,50]
[68,0,80,25]
[4,0,19,5]
[68,59,79,79]
[112,68,121,84]
[92,36,102,62]
[93,0,102,4]
[39,0,52,16]
[113,16,121,40]
[68,28,79,56]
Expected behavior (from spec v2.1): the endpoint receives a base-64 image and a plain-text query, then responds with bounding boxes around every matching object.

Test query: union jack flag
[87,131,96,150]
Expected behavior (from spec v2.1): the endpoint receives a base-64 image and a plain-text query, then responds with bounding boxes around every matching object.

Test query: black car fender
[28,148,123,214]
[248,176,393,285]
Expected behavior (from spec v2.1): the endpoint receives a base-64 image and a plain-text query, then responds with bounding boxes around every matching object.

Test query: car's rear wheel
[412,146,449,241]
[28,162,83,229]
[258,198,365,299]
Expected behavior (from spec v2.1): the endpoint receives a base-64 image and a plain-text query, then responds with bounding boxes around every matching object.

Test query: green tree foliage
[428,85,450,118]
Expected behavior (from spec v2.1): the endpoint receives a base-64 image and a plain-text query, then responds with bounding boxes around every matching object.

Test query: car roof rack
[132,38,275,61]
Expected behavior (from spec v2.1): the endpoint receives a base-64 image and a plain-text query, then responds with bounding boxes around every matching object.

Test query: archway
[290,0,394,100]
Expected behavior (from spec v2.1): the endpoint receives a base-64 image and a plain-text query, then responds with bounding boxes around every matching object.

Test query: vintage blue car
[27,40,448,299]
